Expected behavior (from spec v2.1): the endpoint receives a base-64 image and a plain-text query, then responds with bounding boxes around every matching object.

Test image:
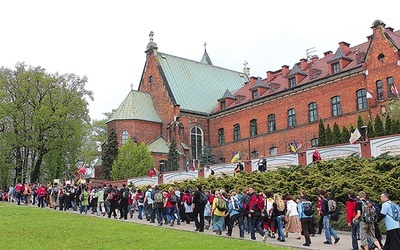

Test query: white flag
[349,128,361,144]
[366,91,374,99]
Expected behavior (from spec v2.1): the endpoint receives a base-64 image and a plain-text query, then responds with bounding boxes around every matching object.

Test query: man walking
[378,193,400,249]
[319,189,340,245]
[193,185,206,232]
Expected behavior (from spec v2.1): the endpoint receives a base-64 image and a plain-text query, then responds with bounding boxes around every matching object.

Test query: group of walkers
[2,182,400,249]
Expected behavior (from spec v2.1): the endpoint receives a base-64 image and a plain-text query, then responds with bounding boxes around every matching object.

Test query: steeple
[200,41,213,65]
[145,31,158,54]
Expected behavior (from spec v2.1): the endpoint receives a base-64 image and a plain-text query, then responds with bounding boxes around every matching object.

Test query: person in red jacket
[346,189,359,250]
[14,182,23,205]
[37,183,47,208]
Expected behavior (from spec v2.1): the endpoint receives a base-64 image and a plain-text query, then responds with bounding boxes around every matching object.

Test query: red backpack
[257,194,265,211]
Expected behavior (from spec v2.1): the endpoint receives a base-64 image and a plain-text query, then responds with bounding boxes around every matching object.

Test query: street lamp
[360,125,368,142]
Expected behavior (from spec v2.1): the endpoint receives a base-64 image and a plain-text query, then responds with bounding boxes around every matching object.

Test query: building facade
[106,20,400,172]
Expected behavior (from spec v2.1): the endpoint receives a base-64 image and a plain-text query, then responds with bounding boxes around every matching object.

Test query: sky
[1,0,399,121]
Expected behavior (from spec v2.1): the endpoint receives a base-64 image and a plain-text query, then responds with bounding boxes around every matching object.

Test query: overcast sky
[1,0,399,121]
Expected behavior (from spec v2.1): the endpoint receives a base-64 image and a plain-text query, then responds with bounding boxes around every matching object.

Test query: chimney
[339,41,351,55]
[266,71,274,80]
[281,65,289,76]
[311,55,319,63]
[324,51,333,57]
[299,58,308,70]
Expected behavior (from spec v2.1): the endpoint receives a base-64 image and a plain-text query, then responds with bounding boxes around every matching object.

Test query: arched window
[218,128,224,145]
[250,119,257,137]
[356,89,367,111]
[190,126,203,160]
[376,80,383,100]
[121,130,129,145]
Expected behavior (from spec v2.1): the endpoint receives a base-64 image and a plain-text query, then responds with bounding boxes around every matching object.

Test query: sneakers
[262,234,267,243]
[334,237,340,244]
[170,221,174,227]
[303,243,310,246]
[323,241,332,244]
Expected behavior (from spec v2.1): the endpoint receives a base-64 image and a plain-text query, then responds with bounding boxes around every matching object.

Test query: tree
[325,124,333,145]
[332,123,341,144]
[388,98,400,121]
[0,63,92,183]
[374,115,385,137]
[167,137,180,172]
[111,140,154,180]
[384,114,393,135]
[318,119,326,146]
[341,126,350,143]
[357,115,364,129]
[199,144,216,167]
[367,121,375,138]
[101,127,118,180]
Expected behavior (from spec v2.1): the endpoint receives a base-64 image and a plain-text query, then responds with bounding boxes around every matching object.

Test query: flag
[230,151,240,163]
[390,84,399,97]
[349,128,361,144]
[289,139,301,154]
[366,91,374,99]
[192,159,196,171]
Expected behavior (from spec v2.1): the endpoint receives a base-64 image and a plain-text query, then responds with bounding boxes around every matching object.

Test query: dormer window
[289,77,296,88]
[252,90,258,100]
[332,62,340,74]
[220,100,226,110]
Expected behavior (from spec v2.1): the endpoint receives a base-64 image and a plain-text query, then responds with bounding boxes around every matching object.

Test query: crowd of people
[1,182,400,249]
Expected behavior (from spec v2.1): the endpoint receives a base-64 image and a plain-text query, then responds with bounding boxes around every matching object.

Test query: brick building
[106,20,400,172]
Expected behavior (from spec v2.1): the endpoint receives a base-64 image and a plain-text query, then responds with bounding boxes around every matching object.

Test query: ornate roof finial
[149,31,154,42]
[130,83,133,90]
[244,60,248,68]
[145,31,158,53]
[204,41,207,51]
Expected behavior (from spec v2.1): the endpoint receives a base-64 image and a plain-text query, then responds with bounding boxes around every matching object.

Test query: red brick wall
[107,120,161,146]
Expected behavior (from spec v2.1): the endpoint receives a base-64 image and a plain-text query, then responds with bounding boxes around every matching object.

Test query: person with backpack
[241,188,251,234]
[248,187,267,241]
[378,192,400,249]
[152,185,164,226]
[135,189,145,220]
[297,196,314,247]
[211,190,227,235]
[50,183,60,210]
[118,184,129,220]
[164,187,177,226]
[352,191,382,250]
[182,188,193,224]
[226,191,244,238]
[144,185,155,223]
[346,189,359,250]
[319,189,340,245]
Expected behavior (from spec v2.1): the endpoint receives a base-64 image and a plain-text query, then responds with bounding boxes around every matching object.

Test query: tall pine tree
[367,121,375,138]
[101,128,118,180]
[325,124,333,145]
[199,144,216,167]
[384,114,393,135]
[357,115,364,129]
[318,119,326,146]
[341,126,350,143]
[374,114,385,136]
[332,123,341,144]
[167,137,180,172]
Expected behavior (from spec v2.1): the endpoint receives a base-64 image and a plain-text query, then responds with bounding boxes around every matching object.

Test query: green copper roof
[108,90,162,123]
[157,52,249,114]
[147,136,183,155]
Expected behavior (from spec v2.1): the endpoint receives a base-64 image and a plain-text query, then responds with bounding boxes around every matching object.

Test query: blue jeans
[137,205,143,220]
[80,205,88,214]
[351,222,359,250]
[323,215,339,243]
[166,206,175,223]
[275,215,286,240]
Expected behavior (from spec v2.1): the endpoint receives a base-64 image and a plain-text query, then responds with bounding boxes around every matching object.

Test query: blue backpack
[389,202,400,221]
[232,197,244,212]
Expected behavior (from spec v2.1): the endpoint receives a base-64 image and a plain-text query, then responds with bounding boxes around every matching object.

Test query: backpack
[328,199,337,213]
[185,195,192,206]
[217,198,227,212]
[169,194,178,205]
[154,191,164,204]
[303,201,315,216]
[361,200,377,223]
[122,188,129,199]
[232,197,244,212]
[52,186,59,196]
[241,194,251,211]
[389,201,400,221]
[199,192,208,205]
[138,194,145,203]
[257,195,265,211]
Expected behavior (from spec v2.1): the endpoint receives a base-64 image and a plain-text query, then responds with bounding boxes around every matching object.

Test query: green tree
[0,63,92,183]
[394,120,400,134]
[318,119,326,146]
[357,115,364,129]
[167,137,180,171]
[374,115,385,136]
[384,114,393,135]
[111,140,153,180]
[325,124,333,145]
[199,144,216,167]
[332,123,341,144]
[367,121,375,138]
[388,98,400,121]
[341,126,350,143]
[101,128,118,180]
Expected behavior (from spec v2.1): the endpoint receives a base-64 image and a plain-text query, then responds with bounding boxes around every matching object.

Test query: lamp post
[360,125,368,142]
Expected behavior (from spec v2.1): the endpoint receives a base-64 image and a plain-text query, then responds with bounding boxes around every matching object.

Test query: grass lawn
[0,203,292,250]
